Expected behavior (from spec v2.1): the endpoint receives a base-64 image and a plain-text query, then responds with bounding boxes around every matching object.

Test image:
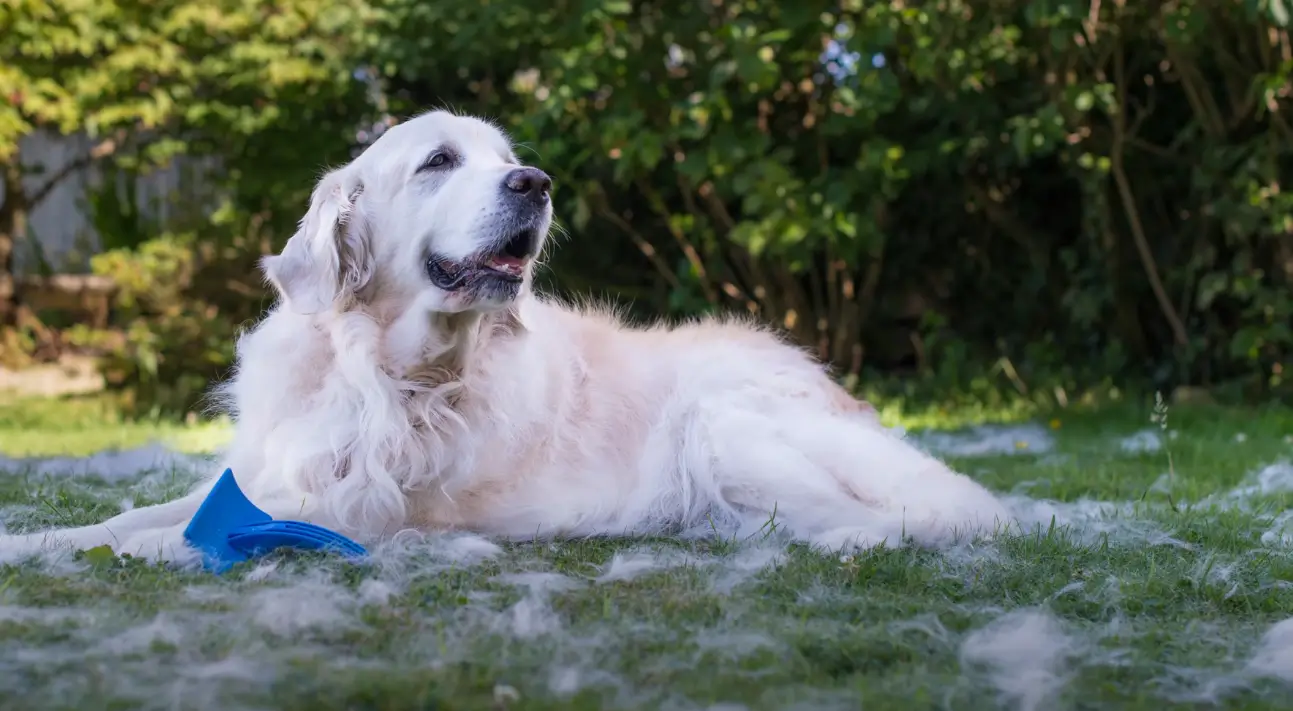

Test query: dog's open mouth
[426,226,539,291]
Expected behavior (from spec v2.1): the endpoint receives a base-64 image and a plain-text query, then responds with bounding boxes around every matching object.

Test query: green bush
[66,228,251,415]
[31,0,1293,412]
[366,0,1293,402]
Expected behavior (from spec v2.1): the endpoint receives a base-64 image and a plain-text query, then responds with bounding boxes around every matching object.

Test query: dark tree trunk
[0,157,25,326]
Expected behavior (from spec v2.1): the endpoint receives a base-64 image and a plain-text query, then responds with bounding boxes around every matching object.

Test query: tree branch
[586,184,682,293]
[28,139,118,207]
[636,178,719,305]
[1111,42,1189,348]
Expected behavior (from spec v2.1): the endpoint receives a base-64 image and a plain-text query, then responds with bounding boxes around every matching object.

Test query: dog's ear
[262,167,373,315]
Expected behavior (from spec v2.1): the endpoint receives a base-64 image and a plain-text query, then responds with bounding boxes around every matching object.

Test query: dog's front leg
[0,481,217,565]
[0,480,331,566]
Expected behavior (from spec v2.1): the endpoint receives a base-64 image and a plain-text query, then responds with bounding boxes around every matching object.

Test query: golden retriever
[0,111,1009,565]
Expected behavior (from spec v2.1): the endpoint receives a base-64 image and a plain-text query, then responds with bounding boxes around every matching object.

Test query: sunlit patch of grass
[0,393,231,457]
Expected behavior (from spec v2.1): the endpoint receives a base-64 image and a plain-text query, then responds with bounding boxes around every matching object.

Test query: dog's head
[262,111,553,317]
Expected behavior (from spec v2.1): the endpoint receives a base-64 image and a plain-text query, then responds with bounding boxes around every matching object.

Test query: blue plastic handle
[181,468,367,573]
[228,521,367,558]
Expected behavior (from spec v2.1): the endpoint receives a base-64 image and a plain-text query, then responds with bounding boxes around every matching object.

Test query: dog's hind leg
[693,402,1010,551]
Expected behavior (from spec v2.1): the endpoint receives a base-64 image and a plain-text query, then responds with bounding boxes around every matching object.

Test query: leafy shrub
[367,0,1293,402]
[67,220,271,415]
[18,0,1293,413]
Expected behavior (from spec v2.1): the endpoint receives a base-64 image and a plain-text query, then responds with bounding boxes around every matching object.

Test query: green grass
[0,396,1291,710]
[0,393,231,457]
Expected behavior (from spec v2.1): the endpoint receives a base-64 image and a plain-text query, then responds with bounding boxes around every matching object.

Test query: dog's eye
[417,152,451,172]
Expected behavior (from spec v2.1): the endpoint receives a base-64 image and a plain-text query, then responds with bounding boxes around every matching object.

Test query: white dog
[0,111,1010,566]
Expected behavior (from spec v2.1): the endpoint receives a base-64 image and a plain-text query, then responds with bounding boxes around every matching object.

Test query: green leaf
[82,544,118,569]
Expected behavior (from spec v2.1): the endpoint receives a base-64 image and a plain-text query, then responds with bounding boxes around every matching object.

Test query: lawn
[0,395,1290,710]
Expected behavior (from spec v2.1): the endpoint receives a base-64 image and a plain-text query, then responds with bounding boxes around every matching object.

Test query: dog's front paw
[0,533,44,564]
[0,530,94,564]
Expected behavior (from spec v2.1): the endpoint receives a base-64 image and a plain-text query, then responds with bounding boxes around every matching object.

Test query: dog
[0,111,1010,566]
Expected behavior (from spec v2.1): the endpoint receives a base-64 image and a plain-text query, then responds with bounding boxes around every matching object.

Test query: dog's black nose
[503,167,552,205]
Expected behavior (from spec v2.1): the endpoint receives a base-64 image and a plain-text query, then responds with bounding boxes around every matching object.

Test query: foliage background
[2,0,1291,414]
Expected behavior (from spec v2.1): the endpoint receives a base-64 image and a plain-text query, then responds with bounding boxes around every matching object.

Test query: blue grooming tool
[182,468,367,573]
